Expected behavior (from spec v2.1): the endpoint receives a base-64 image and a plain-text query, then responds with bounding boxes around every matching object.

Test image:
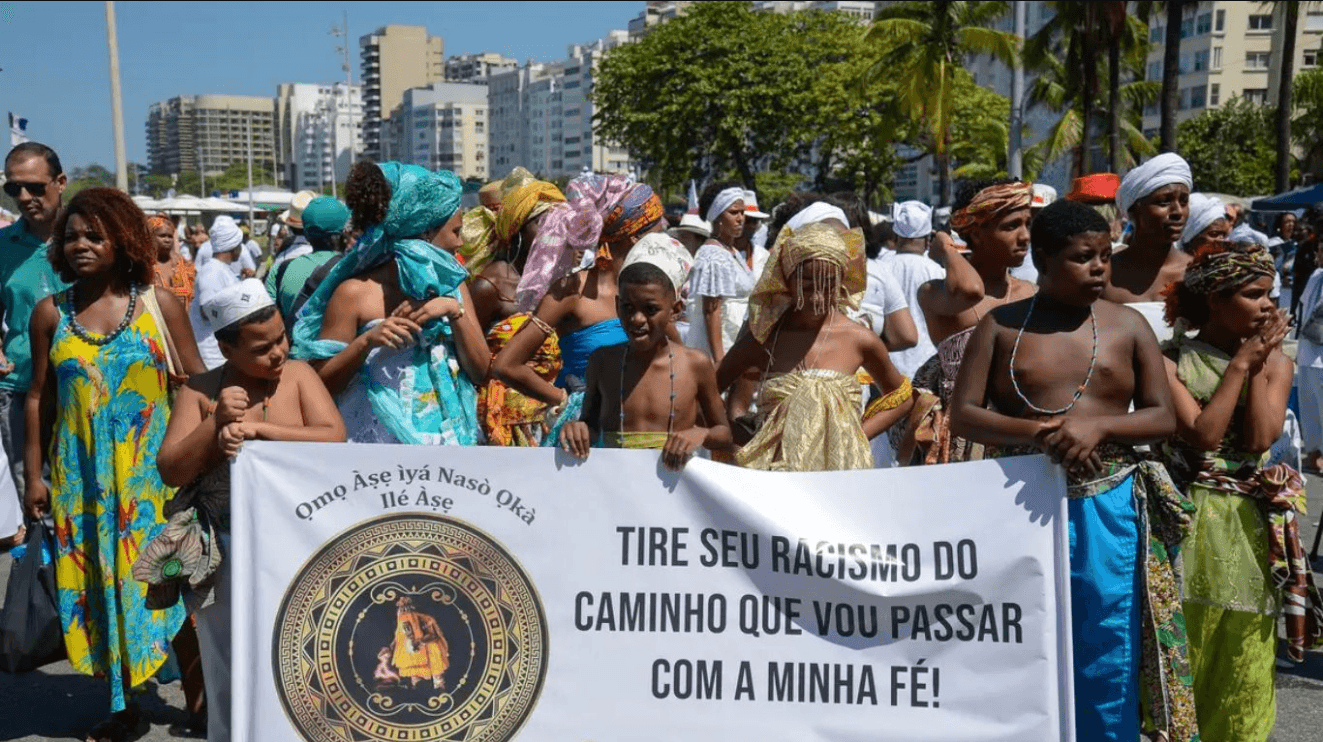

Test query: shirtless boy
[949,200,1195,742]
[561,242,730,470]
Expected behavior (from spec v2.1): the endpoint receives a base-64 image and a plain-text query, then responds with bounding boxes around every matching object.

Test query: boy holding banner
[157,279,345,742]
[560,234,730,469]
[949,200,1199,742]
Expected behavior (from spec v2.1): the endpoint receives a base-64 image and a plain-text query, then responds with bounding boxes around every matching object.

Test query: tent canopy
[1252,183,1323,211]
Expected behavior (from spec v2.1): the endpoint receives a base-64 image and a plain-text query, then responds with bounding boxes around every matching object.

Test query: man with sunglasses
[0,142,69,547]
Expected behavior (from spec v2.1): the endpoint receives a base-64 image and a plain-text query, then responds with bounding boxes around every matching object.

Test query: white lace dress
[684,242,755,358]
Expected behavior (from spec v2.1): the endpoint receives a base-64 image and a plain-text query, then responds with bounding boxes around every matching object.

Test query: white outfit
[195,531,231,742]
[1127,301,1174,344]
[858,257,908,335]
[1296,269,1323,452]
[685,242,755,359]
[243,239,262,265]
[194,241,257,276]
[190,259,241,369]
[884,252,946,378]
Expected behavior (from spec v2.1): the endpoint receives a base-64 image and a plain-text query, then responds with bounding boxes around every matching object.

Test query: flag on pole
[686,179,699,214]
[8,113,28,147]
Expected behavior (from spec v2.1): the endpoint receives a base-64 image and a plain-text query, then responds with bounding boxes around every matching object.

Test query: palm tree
[866,0,1018,205]
[1160,0,1183,152]
[1274,1,1301,192]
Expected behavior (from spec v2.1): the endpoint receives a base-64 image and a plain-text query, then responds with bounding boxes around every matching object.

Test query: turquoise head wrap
[291,163,478,445]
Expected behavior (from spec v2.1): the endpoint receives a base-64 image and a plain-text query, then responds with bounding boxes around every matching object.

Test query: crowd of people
[0,137,1321,742]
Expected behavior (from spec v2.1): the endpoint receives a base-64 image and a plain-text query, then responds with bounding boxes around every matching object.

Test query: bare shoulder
[183,366,225,396]
[546,269,587,302]
[675,343,717,374]
[32,294,59,324]
[1268,348,1295,378]
[284,358,322,382]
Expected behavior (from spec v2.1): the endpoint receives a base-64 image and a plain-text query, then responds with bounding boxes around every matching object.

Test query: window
[564,80,580,89]
[1148,60,1162,80]
[1150,25,1164,42]
[1244,88,1268,105]
[1215,9,1225,31]
[1180,18,1194,38]
[1308,11,1323,31]
[1246,51,1271,70]
[474,122,484,133]
[1213,46,1222,70]
[1179,87,1191,110]
[1305,51,1319,68]
[1190,85,1206,108]
[1194,50,1208,71]
[1196,13,1211,34]
[1210,83,1220,106]
[1179,53,1191,74]
[1248,14,1273,31]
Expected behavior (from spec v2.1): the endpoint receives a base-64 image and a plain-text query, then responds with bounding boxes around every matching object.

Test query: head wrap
[511,174,634,312]
[621,233,694,295]
[705,187,746,224]
[201,278,275,331]
[1066,173,1121,204]
[209,215,243,252]
[1031,183,1057,209]
[747,222,865,342]
[293,163,475,445]
[602,183,664,244]
[1116,153,1192,215]
[892,201,933,239]
[478,180,503,210]
[301,196,350,241]
[147,214,174,234]
[786,202,849,232]
[1163,241,1275,327]
[1181,194,1228,247]
[950,182,1033,238]
[493,178,566,245]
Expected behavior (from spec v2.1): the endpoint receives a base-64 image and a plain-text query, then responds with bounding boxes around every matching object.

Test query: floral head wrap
[950,182,1033,239]
[602,183,664,246]
[747,222,865,342]
[293,163,477,445]
[1162,240,1275,326]
[146,213,174,234]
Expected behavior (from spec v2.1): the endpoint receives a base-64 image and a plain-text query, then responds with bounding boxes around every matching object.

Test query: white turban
[892,201,933,238]
[622,233,694,294]
[1181,194,1227,246]
[704,187,746,224]
[785,202,849,232]
[199,278,275,330]
[208,215,243,253]
[1116,152,1192,215]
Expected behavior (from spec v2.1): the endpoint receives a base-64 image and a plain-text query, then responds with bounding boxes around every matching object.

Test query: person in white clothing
[190,217,243,369]
[270,190,319,270]
[1295,239,1323,472]
[886,201,946,378]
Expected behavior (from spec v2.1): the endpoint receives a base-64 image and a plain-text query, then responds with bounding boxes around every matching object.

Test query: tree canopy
[1176,96,1276,195]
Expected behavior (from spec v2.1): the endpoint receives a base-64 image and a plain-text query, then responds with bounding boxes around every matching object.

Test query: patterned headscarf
[602,184,664,246]
[146,213,174,234]
[493,177,566,245]
[1162,240,1275,326]
[950,182,1033,239]
[747,223,865,342]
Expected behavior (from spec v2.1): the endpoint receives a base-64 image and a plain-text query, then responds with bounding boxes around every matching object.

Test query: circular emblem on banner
[272,513,548,742]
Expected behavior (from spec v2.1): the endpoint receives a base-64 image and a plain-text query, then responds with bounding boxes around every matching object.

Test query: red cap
[1066,173,1120,204]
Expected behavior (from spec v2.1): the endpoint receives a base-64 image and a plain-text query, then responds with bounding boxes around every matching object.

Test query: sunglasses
[3,180,53,198]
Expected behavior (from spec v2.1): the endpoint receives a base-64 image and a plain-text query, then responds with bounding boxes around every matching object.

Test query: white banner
[232,444,1073,742]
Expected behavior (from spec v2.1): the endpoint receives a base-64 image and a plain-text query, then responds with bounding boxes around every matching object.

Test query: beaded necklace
[67,283,139,347]
[619,342,675,437]
[1008,295,1098,415]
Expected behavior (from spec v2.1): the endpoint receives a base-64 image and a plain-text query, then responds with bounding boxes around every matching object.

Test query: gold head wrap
[494,178,566,244]
[463,168,566,274]
[747,222,865,342]
[950,182,1033,239]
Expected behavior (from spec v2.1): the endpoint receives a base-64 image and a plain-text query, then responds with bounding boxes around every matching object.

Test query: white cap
[892,201,933,239]
[1031,183,1057,209]
[200,278,275,330]
[622,233,695,294]
[285,190,318,229]
[208,215,243,253]
[742,190,770,219]
[675,213,712,237]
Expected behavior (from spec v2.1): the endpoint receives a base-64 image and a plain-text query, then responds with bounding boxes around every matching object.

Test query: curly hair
[1029,200,1110,271]
[345,160,391,232]
[50,188,155,287]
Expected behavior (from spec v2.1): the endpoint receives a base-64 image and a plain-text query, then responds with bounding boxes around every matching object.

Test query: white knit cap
[1116,153,1193,215]
[892,201,933,238]
[199,278,275,330]
[208,216,243,253]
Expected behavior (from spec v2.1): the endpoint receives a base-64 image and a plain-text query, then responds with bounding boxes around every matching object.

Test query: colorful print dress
[48,292,185,712]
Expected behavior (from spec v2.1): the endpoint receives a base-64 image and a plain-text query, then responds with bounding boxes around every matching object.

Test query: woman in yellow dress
[24,189,204,742]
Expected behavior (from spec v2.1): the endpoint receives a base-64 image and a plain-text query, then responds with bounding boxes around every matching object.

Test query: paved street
[0,476,1321,741]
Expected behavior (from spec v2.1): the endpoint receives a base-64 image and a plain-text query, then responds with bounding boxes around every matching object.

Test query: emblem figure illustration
[390,596,451,689]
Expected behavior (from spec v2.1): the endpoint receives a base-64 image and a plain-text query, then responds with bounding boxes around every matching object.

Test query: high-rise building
[446,52,518,83]
[275,83,364,192]
[1142,2,1323,134]
[146,94,275,178]
[627,1,698,39]
[382,82,489,179]
[488,32,636,181]
[359,25,445,160]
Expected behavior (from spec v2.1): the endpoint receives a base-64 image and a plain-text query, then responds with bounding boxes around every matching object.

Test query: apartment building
[359,25,445,160]
[382,82,489,180]
[1143,2,1323,134]
[274,83,364,191]
[146,94,275,177]
[446,52,518,83]
[488,62,547,177]
[752,0,876,20]
[627,1,697,40]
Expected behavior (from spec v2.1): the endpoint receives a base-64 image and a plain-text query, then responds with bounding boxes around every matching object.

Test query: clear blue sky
[0,0,643,172]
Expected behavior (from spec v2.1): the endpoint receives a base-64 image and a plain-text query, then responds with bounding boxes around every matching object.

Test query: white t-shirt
[1297,268,1323,369]
[885,252,946,378]
[190,259,241,369]
[858,258,909,335]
